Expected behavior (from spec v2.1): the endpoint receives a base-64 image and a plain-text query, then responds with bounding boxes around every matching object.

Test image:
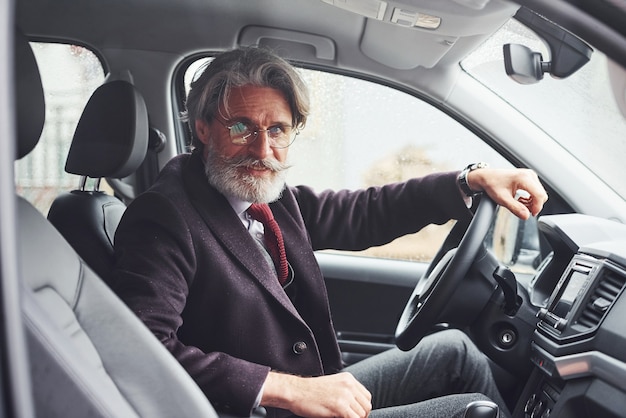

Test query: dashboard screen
[551,270,589,318]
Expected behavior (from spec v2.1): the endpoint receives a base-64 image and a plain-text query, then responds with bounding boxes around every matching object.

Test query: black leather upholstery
[65,79,149,178]
[48,77,149,280]
[15,28,218,418]
[48,191,126,280]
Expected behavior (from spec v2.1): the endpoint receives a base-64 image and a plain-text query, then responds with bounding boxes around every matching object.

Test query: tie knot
[247,203,274,224]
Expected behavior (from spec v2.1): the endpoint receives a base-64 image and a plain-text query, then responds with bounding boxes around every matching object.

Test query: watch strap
[457,162,488,197]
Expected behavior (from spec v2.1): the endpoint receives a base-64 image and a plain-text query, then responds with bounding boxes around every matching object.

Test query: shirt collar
[225,194,252,217]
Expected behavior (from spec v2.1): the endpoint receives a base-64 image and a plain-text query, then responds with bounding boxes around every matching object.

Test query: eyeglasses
[216,118,299,149]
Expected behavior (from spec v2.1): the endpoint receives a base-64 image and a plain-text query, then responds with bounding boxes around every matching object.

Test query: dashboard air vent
[576,269,626,329]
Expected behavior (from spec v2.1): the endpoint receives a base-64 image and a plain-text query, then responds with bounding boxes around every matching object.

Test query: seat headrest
[15,28,46,160]
[65,80,149,179]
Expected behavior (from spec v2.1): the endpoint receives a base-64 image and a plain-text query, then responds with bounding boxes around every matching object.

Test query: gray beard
[203,143,291,204]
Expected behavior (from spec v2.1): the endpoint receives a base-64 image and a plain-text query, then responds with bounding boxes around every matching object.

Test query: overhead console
[514,214,626,418]
[319,0,518,69]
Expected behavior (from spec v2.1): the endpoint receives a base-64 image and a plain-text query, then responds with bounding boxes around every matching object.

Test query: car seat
[15,27,219,418]
[47,73,149,282]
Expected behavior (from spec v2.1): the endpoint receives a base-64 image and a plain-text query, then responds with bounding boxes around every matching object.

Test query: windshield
[462,19,626,201]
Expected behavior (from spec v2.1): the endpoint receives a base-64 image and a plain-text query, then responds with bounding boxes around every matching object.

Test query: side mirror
[488,207,541,270]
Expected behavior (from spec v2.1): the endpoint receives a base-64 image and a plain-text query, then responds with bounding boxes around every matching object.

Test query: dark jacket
[111,151,471,417]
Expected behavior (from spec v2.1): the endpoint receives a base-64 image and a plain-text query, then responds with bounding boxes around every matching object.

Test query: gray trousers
[344,329,510,418]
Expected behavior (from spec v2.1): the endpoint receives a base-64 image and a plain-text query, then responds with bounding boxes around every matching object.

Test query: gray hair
[181,47,310,152]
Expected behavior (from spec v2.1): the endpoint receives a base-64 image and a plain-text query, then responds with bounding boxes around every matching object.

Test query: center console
[514,249,626,418]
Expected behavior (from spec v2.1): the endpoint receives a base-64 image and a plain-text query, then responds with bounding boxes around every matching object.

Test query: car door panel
[316,252,427,364]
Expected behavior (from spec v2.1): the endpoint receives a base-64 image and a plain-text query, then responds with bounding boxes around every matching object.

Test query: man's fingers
[515,185,548,218]
[355,390,372,417]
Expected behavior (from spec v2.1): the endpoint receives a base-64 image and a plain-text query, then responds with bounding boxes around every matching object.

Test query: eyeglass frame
[214,117,300,149]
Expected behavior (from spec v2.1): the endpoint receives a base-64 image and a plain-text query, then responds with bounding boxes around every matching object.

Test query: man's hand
[261,371,372,418]
[467,168,548,219]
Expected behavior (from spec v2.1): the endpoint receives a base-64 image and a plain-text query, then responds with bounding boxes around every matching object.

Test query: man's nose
[247,130,273,159]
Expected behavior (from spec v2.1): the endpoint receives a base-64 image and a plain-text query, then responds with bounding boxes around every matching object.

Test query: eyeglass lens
[228,121,297,148]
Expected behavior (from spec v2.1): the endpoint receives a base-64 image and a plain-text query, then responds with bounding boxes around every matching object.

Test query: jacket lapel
[181,153,305,323]
[271,192,334,321]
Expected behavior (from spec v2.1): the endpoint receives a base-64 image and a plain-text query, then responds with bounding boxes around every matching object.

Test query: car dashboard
[515,214,626,418]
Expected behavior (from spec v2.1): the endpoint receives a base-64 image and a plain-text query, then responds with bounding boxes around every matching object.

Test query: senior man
[111,46,547,418]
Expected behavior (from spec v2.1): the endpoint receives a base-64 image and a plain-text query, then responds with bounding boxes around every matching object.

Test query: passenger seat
[15,27,219,418]
[47,73,149,281]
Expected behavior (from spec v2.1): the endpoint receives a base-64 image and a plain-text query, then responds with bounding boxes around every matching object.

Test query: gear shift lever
[463,400,500,418]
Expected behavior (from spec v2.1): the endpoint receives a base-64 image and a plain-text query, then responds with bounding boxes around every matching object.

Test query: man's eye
[230,122,249,136]
[268,125,285,136]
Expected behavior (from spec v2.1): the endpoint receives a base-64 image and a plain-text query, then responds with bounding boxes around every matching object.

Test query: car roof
[17,0,513,56]
[16,0,626,72]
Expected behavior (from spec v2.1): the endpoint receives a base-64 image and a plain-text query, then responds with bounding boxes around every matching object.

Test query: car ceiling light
[320,1,441,30]
[321,0,387,20]
[415,12,441,29]
[391,8,441,29]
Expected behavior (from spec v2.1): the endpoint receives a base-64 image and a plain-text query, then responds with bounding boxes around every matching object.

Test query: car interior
[3,0,626,417]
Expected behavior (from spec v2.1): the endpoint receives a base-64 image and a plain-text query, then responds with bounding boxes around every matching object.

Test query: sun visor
[361,19,457,69]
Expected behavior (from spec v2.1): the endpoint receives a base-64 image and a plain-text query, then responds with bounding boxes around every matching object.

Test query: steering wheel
[394,195,498,351]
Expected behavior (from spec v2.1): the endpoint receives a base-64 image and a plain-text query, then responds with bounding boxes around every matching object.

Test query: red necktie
[247,203,289,285]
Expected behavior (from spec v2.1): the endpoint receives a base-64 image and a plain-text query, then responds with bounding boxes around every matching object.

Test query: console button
[524,394,537,414]
[531,401,545,418]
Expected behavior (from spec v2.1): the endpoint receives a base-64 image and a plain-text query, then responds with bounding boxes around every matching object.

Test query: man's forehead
[219,85,293,123]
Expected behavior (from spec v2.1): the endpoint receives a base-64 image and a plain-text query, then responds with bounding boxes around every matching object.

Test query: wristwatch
[457,162,488,197]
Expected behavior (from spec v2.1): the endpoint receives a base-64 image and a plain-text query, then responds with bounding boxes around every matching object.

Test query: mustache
[225,154,292,172]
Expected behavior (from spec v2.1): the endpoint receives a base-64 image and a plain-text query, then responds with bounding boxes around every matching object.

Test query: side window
[15,43,105,214]
[183,61,515,263]
[290,71,516,263]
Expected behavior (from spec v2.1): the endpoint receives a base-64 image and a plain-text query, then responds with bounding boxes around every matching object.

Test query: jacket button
[292,341,307,354]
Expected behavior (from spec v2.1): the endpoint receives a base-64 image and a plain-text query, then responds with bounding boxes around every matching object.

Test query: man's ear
[195,119,212,146]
